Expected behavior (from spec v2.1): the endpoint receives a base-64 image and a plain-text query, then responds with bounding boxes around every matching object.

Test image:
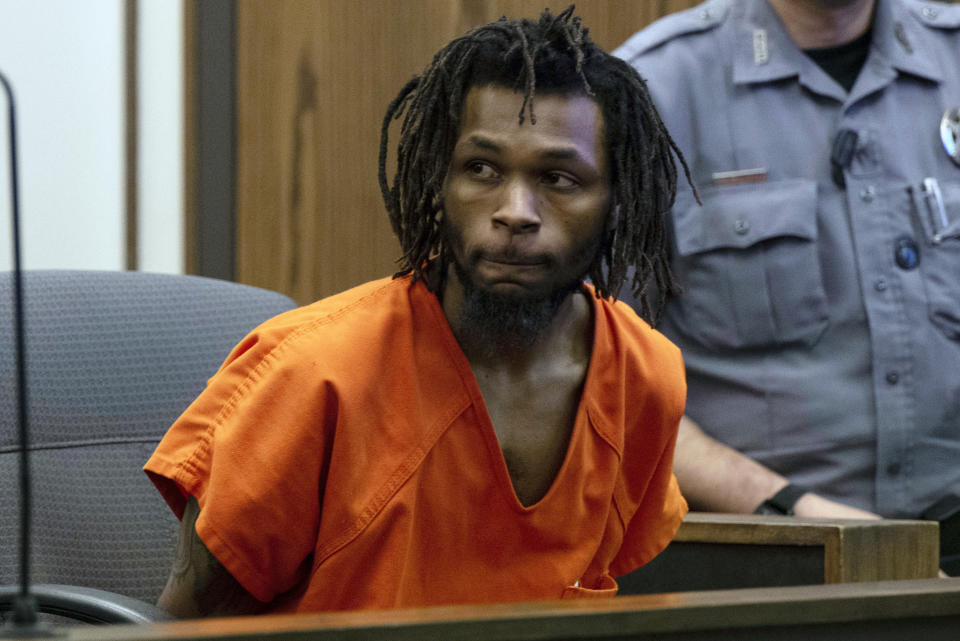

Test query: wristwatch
[754,484,808,515]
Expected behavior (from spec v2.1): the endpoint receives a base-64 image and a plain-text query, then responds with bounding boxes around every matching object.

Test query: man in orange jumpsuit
[146,7,691,617]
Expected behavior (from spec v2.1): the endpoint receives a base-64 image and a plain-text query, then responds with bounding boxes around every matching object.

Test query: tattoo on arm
[168,498,195,581]
[157,496,265,618]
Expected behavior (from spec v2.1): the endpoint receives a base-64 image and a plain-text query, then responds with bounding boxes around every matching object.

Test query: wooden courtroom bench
[36,578,960,641]
[619,512,940,594]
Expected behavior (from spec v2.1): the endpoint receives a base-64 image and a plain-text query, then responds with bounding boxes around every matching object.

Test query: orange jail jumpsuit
[144,274,687,613]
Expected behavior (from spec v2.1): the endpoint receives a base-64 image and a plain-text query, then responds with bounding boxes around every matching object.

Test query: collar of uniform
[867,0,941,85]
[732,0,823,89]
[732,0,941,95]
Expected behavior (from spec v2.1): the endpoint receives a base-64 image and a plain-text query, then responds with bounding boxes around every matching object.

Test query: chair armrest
[0,584,173,624]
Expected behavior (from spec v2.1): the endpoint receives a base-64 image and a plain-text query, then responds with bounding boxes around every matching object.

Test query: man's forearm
[673,415,789,513]
[674,415,879,519]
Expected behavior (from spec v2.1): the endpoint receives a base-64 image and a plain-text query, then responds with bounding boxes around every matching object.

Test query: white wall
[138,0,183,274]
[0,0,184,274]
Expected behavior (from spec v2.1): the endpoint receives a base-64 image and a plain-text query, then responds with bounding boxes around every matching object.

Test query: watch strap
[754,484,808,515]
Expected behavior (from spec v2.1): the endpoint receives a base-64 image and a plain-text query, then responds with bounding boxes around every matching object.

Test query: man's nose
[492,179,541,233]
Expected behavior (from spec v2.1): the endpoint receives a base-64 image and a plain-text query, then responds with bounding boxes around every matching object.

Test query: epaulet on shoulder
[908,0,960,29]
[615,0,727,60]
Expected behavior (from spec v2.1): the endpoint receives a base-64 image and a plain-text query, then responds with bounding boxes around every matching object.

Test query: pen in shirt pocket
[921,177,949,243]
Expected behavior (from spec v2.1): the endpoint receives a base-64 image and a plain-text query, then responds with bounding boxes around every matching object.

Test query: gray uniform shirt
[615,0,960,517]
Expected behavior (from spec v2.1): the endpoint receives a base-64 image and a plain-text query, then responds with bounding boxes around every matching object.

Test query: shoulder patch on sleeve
[908,0,960,29]
[614,0,728,61]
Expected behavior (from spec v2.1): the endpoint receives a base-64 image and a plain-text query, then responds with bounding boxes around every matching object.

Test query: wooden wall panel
[236,1,698,303]
[454,1,701,51]
[237,1,458,302]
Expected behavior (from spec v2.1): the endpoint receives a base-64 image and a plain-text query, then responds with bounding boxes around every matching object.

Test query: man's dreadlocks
[378,5,694,323]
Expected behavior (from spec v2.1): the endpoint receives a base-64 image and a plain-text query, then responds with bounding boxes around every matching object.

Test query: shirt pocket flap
[674,179,818,256]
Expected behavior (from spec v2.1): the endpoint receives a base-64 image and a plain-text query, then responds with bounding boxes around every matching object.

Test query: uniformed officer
[615,0,960,572]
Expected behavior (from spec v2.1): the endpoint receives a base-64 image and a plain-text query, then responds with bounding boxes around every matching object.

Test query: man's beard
[453,258,584,354]
[443,222,606,356]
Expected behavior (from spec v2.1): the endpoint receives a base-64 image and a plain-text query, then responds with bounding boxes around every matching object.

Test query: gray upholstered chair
[0,270,297,623]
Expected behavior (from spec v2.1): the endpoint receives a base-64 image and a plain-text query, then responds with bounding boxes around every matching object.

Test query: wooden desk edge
[55,578,960,641]
[675,512,939,546]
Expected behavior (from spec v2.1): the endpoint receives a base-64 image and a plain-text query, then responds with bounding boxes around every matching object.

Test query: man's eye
[543,172,578,189]
[466,162,497,180]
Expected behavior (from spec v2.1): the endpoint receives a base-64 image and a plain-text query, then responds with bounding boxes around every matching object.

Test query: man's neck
[767,0,876,49]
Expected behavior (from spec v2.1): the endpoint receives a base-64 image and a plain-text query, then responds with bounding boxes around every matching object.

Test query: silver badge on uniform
[942,108,960,167]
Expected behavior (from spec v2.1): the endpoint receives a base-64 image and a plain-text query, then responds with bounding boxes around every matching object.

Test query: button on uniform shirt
[615,0,960,517]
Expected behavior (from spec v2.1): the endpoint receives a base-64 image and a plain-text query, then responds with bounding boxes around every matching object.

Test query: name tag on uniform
[712,168,768,186]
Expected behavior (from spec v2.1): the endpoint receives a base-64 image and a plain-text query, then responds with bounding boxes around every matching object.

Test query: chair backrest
[0,270,297,605]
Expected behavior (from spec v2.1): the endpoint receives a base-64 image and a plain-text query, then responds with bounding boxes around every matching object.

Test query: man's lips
[476,252,549,267]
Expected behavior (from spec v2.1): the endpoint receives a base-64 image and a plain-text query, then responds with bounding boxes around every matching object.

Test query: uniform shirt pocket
[911,178,960,340]
[670,179,828,349]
